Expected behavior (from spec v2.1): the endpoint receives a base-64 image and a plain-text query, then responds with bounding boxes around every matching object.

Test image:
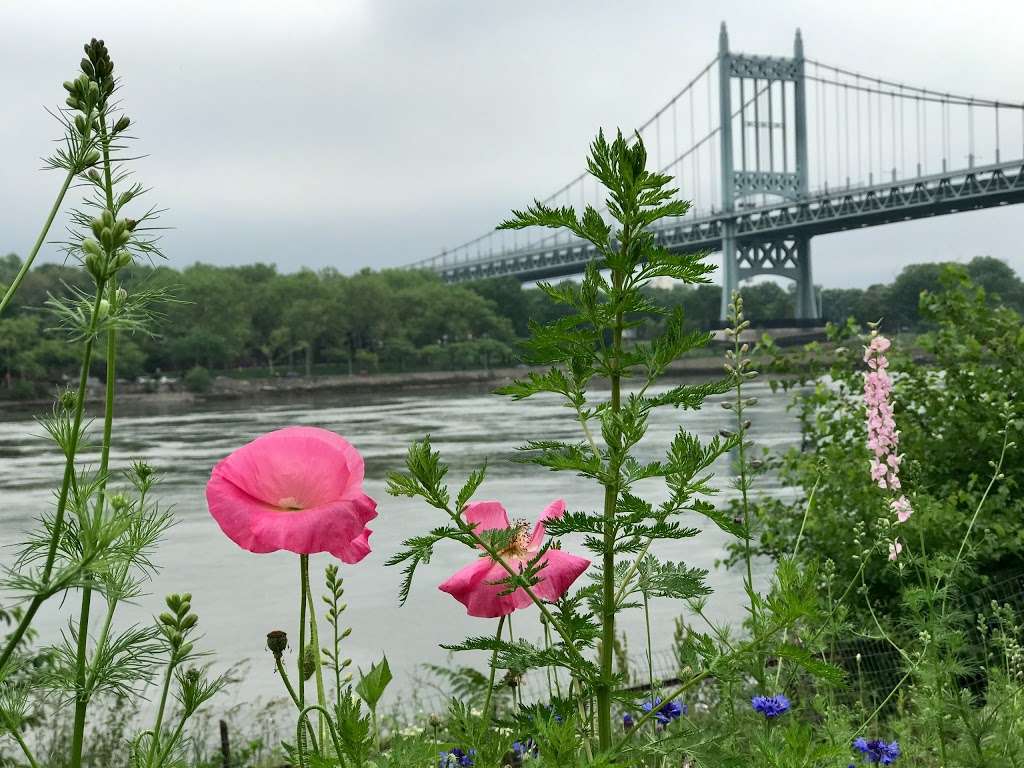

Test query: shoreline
[0,354,740,417]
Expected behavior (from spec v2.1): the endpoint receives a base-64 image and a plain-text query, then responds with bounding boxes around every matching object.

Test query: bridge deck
[432,160,1024,283]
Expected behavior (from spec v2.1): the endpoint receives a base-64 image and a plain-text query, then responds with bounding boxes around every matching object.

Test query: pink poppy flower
[206,426,376,563]
[439,499,590,618]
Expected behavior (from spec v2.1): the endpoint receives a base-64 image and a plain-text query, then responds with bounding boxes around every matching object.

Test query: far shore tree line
[0,252,1021,398]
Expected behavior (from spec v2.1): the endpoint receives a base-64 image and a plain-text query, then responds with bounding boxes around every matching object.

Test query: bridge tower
[717,23,819,321]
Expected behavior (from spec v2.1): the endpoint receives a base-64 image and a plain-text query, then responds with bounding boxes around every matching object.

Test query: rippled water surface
[0,381,799,710]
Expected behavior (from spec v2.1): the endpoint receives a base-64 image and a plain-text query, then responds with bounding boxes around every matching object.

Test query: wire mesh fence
[386,572,1024,723]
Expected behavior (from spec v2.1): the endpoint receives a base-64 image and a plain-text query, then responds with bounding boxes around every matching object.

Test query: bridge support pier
[720,234,821,322]
[794,235,818,319]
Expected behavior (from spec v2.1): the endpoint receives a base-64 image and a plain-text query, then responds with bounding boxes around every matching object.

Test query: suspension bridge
[410,24,1024,320]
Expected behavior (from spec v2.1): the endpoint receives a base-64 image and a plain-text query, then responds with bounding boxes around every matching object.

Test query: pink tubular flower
[439,499,590,618]
[863,331,912,542]
[888,539,903,561]
[206,426,376,563]
[890,496,912,524]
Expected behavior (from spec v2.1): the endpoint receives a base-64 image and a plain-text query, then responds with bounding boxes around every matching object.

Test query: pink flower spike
[888,539,903,561]
[206,426,377,563]
[439,498,590,618]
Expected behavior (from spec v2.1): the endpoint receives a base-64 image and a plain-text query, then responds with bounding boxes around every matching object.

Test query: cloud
[1,1,1022,284]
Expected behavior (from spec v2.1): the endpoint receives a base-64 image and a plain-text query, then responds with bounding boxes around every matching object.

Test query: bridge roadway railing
[427,159,1024,284]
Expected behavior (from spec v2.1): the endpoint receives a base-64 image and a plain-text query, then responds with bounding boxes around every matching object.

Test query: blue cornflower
[853,738,901,765]
[622,712,635,729]
[512,738,538,760]
[640,696,686,725]
[751,693,791,718]
[438,747,476,767]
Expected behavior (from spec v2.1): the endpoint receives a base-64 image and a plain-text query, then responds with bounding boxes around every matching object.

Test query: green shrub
[184,365,213,393]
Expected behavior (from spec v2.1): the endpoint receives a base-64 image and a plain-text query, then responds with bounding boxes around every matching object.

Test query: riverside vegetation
[3,252,1022,398]
[1,40,1022,768]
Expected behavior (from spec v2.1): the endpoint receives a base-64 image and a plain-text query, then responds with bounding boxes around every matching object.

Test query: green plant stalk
[644,591,654,703]
[938,425,1010,615]
[596,266,625,752]
[70,109,120,768]
[481,615,506,723]
[297,556,313,756]
[301,556,328,748]
[274,655,319,751]
[147,660,175,762]
[772,476,819,688]
[153,714,188,768]
[730,315,765,692]
[0,277,106,674]
[295,705,345,768]
[332,609,342,715]
[11,728,41,768]
[0,106,96,316]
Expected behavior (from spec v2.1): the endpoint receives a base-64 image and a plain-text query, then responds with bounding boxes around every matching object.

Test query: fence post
[219,719,231,768]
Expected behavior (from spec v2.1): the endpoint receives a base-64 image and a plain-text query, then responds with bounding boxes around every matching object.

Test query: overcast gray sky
[2,0,1023,289]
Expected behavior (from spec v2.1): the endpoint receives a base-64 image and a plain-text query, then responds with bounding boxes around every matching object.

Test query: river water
[0,380,799,714]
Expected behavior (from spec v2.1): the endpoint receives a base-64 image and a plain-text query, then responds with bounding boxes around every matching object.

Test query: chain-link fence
[388,572,1024,722]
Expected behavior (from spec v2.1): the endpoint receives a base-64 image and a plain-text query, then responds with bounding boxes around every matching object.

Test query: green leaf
[355,655,392,712]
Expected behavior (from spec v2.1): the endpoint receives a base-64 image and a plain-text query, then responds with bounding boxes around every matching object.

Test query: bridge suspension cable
[805,59,1023,193]
[411,56,723,270]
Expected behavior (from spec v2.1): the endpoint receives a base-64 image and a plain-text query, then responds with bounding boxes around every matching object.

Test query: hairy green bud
[301,644,316,681]
[113,115,130,134]
[80,57,94,78]
[84,251,106,282]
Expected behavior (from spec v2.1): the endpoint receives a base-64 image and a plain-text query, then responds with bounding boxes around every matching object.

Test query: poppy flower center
[277,496,304,511]
[500,519,532,558]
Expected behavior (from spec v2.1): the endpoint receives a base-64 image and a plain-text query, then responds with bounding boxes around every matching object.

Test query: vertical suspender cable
[968,99,975,168]
[814,74,821,187]
[922,96,928,174]
[691,86,700,213]
[891,93,897,180]
[844,84,850,186]
[754,77,761,173]
[740,78,747,171]
[915,96,921,176]
[708,71,717,210]
[899,87,905,178]
[784,77,791,176]
[855,75,862,184]
[877,80,884,181]
[995,103,1001,163]
[867,79,873,182]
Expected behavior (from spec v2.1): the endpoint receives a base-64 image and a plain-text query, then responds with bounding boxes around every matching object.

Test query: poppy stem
[297,556,309,753]
[482,615,506,724]
[302,555,329,748]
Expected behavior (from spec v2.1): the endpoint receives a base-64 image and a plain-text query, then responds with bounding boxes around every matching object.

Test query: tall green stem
[482,615,507,723]
[597,265,625,752]
[644,591,654,702]
[69,111,120,768]
[0,123,89,317]
[301,556,328,747]
[296,555,316,756]
[274,655,319,752]
[0,277,106,674]
[147,662,175,762]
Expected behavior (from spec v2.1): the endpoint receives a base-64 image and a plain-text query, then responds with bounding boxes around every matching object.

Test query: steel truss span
[432,161,1024,284]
